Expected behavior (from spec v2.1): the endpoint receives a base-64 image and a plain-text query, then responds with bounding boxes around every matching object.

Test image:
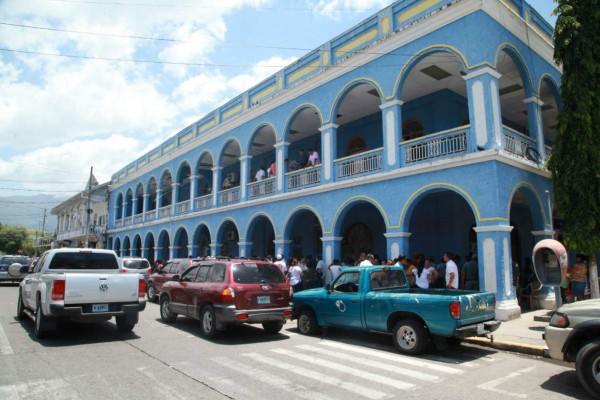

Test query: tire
[393,319,429,355]
[160,296,178,323]
[200,305,221,339]
[147,283,157,303]
[575,340,600,397]
[297,309,320,336]
[262,321,284,334]
[115,315,135,332]
[17,291,27,320]
[34,302,52,339]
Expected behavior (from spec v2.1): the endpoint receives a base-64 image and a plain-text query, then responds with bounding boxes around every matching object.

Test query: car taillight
[450,302,460,319]
[219,287,235,303]
[52,280,65,301]
[139,278,146,299]
[283,310,292,318]
[237,313,249,320]
[122,267,128,273]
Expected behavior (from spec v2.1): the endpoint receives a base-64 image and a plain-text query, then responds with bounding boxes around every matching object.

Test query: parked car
[0,255,30,283]
[544,299,600,397]
[120,257,152,283]
[17,248,146,338]
[292,265,500,355]
[159,257,292,338]
[147,258,199,302]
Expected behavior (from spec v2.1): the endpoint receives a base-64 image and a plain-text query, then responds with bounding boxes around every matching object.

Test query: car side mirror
[326,284,332,293]
[21,265,29,274]
[172,274,180,281]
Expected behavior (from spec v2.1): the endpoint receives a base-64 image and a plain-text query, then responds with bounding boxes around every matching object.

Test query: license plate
[477,323,486,335]
[257,296,270,305]
[92,304,109,313]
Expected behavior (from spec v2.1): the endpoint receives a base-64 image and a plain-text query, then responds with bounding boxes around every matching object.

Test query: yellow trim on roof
[222,103,242,120]
[287,60,321,84]
[251,84,276,103]
[398,0,441,23]
[200,119,215,132]
[179,131,194,145]
[334,28,378,58]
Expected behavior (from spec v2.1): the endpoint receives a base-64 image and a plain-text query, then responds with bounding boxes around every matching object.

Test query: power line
[0,178,89,184]
[0,187,79,193]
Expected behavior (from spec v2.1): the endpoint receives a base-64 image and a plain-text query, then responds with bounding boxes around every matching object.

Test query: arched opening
[195,152,214,203]
[135,183,144,216]
[217,221,239,257]
[176,162,192,203]
[159,171,173,208]
[286,107,322,172]
[147,177,158,212]
[248,215,276,257]
[124,189,133,218]
[115,193,124,221]
[249,125,276,181]
[219,141,241,204]
[193,224,211,257]
[497,48,530,135]
[122,236,131,257]
[539,77,560,147]
[144,232,155,264]
[157,230,170,261]
[408,190,476,264]
[114,237,121,256]
[286,210,323,260]
[132,234,142,257]
[337,202,386,265]
[174,228,189,258]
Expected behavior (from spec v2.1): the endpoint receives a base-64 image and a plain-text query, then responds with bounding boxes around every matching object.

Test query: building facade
[52,177,109,249]
[107,0,560,320]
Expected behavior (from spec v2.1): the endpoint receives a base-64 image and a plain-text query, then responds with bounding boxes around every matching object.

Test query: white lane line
[243,352,391,400]
[296,344,441,382]
[271,348,414,391]
[213,356,335,400]
[476,366,536,398]
[0,323,13,355]
[319,341,463,375]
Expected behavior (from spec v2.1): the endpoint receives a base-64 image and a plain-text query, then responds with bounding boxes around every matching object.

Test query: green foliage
[0,225,29,255]
[549,0,600,253]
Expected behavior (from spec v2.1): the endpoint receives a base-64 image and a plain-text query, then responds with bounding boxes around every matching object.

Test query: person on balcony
[297,149,308,169]
[254,166,266,181]
[308,148,320,166]
[268,160,276,177]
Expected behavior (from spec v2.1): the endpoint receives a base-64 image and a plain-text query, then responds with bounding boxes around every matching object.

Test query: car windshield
[232,263,286,284]
[122,259,150,270]
[0,257,28,265]
[49,252,119,270]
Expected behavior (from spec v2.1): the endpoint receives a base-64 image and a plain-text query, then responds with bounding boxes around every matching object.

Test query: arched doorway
[337,202,386,264]
[174,228,189,258]
[218,221,239,257]
[248,215,276,257]
[285,209,323,260]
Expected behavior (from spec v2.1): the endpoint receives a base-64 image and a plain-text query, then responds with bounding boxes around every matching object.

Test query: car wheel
[34,302,52,339]
[262,321,284,334]
[575,339,600,397]
[200,305,221,339]
[160,296,178,323]
[393,319,429,355]
[297,309,320,335]
[147,283,157,303]
[17,291,27,320]
[115,315,135,332]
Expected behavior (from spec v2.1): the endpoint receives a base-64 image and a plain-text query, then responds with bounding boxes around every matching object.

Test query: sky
[0,0,557,225]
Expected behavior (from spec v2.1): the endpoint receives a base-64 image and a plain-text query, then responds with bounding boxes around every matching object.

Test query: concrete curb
[464,337,547,357]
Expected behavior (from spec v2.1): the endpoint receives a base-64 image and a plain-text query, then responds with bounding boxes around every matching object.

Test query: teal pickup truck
[292,266,500,354]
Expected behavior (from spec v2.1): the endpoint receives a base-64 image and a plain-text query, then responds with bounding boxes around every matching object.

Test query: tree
[0,225,29,254]
[549,0,600,298]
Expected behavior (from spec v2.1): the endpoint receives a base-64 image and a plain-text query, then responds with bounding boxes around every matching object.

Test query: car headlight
[550,312,569,328]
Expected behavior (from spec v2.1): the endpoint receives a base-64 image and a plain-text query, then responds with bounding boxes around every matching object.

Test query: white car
[544,299,600,397]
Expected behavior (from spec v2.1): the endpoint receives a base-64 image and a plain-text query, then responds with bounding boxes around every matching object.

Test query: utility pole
[84,166,93,248]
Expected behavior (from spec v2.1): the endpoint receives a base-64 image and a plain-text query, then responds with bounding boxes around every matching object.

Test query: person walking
[444,252,459,289]
[568,254,588,302]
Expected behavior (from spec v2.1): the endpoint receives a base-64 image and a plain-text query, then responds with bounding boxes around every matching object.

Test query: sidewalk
[464,309,552,357]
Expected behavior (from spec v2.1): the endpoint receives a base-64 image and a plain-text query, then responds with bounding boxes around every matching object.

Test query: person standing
[308,148,320,166]
[328,259,343,284]
[569,254,588,302]
[315,255,326,286]
[461,253,479,291]
[274,254,287,275]
[444,251,459,289]
[287,258,304,293]
[360,253,374,266]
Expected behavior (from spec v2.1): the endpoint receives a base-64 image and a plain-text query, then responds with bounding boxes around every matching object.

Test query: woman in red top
[568,254,588,302]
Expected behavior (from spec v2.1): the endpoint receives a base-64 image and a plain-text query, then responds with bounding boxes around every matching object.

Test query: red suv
[147,258,198,302]
[159,257,292,338]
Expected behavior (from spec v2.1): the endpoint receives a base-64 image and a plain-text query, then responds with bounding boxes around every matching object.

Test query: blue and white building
[107,0,561,320]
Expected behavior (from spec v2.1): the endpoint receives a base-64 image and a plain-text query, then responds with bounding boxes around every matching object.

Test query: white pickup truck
[16,248,146,338]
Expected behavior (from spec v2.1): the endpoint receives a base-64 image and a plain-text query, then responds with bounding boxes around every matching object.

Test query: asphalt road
[0,283,593,400]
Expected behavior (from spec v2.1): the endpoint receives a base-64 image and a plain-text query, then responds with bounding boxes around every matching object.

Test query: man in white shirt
[254,166,266,181]
[444,252,459,289]
[308,148,320,166]
[315,255,326,286]
[328,259,343,284]
[359,253,374,267]
[274,254,287,274]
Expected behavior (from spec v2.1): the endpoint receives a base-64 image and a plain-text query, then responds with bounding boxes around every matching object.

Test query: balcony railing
[286,166,321,191]
[195,194,212,210]
[502,127,536,159]
[175,199,191,214]
[335,148,383,180]
[159,205,171,218]
[249,177,275,199]
[219,187,241,205]
[403,127,468,164]
[134,214,143,224]
[123,216,132,227]
[115,219,123,228]
[145,210,156,222]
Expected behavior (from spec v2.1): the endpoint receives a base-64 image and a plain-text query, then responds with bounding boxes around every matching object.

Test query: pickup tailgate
[458,291,496,325]
[64,273,141,304]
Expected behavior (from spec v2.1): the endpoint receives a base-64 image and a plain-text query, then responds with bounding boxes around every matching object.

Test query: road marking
[271,348,415,390]
[243,352,391,399]
[476,366,536,398]
[0,323,13,355]
[213,356,336,400]
[296,344,441,382]
[319,341,463,375]
[0,378,77,399]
